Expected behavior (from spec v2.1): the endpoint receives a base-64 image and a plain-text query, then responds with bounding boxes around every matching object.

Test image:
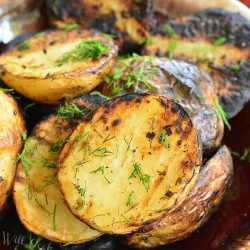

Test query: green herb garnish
[63,23,80,32]
[126,190,135,206]
[41,157,56,169]
[57,102,84,119]
[56,40,110,66]
[24,233,42,250]
[163,24,178,38]
[129,162,150,192]
[240,147,250,162]
[168,41,178,58]
[230,64,240,72]
[17,41,30,51]
[159,130,171,149]
[214,37,226,46]
[214,97,231,131]
[90,166,105,174]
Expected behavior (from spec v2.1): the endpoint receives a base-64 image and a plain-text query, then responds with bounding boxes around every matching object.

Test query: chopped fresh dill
[41,157,56,169]
[23,103,36,114]
[158,130,171,149]
[129,163,150,192]
[163,24,178,38]
[63,23,80,32]
[168,41,178,58]
[214,97,231,130]
[90,91,110,100]
[0,87,14,93]
[90,166,105,174]
[214,37,226,46]
[56,40,110,66]
[23,233,43,250]
[230,64,240,72]
[102,33,116,40]
[89,147,113,158]
[57,102,85,119]
[104,55,158,97]
[17,41,30,51]
[126,190,135,206]
[49,139,64,154]
[22,130,28,141]
[240,147,250,162]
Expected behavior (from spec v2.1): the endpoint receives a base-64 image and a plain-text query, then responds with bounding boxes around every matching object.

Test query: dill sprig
[57,102,85,119]
[49,139,64,155]
[89,147,113,158]
[56,40,110,66]
[63,23,80,32]
[90,166,105,174]
[126,190,135,206]
[214,97,231,131]
[240,147,250,162]
[158,130,171,149]
[163,24,178,38]
[129,163,150,192]
[17,41,30,52]
[24,233,42,250]
[104,55,158,96]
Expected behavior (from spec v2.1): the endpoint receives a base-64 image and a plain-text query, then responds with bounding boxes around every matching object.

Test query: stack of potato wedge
[1,2,250,248]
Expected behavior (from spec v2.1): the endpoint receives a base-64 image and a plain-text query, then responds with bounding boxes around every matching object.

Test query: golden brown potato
[101,55,224,152]
[58,94,201,235]
[0,29,117,104]
[126,145,233,248]
[13,95,105,243]
[47,0,152,52]
[144,9,250,118]
[0,90,25,216]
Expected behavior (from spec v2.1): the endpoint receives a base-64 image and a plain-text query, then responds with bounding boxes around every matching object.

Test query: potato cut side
[13,95,104,243]
[126,145,233,248]
[0,90,25,215]
[0,29,117,104]
[58,94,201,234]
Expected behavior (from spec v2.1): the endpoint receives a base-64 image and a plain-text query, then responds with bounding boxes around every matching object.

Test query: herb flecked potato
[0,29,118,104]
[126,145,233,248]
[13,95,105,243]
[58,94,202,235]
[0,90,25,216]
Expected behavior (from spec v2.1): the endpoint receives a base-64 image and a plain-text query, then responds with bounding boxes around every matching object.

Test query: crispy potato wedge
[126,145,233,248]
[58,94,201,235]
[0,29,117,104]
[47,0,152,52]
[0,90,25,216]
[13,95,105,243]
[101,56,223,152]
[144,9,250,118]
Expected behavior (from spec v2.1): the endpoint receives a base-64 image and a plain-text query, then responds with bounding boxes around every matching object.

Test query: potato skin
[13,95,104,243]
[101,56,224,152]
[126,145,233,248]
[0,29,117,104]
[0,90,25,216]
[144,9,250,118]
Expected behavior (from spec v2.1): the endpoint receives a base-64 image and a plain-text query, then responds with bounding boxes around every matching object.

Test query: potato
[0,90,25,216]
[101,56,224,152]
[13,95,105,243]
[126,145,233,248]
[0,29,117,104]
[143,9,250,118]
[58,94,201,235]
[47,0,152,52]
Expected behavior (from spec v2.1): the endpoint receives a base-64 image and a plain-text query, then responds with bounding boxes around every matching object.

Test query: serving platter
[0,1,249,250]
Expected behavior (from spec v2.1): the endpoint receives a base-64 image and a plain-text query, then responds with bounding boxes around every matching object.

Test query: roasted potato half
[126,145,233,248]
[144,9,250,118]
[0,90,25,216]
[13,95,105,243]
[47,0,152,52]
[0,29,117,104]
[58,94,201,235]
[101,56,223,152]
